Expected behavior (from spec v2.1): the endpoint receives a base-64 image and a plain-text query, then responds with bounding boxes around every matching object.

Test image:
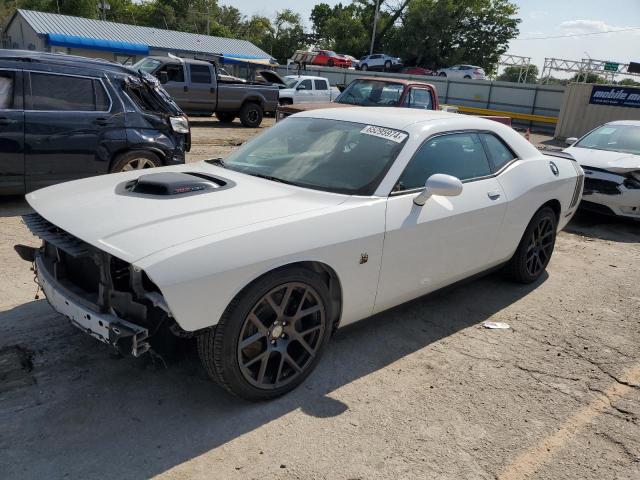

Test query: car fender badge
[549,161,559,176]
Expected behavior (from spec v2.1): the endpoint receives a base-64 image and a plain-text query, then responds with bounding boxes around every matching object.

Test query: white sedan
[564,120,640,219]
[18,108,583,400]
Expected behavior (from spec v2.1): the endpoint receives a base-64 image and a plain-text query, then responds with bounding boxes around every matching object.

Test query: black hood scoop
[121,172,234,198]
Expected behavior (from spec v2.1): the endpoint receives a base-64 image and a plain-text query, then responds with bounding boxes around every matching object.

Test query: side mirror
[413,174,463,206]
[296,84,307,90]
[565,137,578,146]
[158,71,169,84]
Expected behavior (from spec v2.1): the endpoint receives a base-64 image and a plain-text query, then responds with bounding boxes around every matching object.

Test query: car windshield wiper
[245,172,299,186]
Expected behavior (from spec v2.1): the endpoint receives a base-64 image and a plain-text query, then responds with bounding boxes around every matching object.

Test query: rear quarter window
[29,72,109,111]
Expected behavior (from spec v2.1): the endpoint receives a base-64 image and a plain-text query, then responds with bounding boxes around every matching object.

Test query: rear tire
[439,72,446,77]
[215,112,236,123]
[384,60,392,71]
[239,102,263,128]
[504,207,558,284]
[198,267,333,400]
[278,98,293,106]
[464,75,471,79]
[361,64,368,71]
[110,150,162,173]
[327,59,334,67]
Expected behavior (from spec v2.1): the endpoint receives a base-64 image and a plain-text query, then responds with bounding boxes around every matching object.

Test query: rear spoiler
[542,150,576,162]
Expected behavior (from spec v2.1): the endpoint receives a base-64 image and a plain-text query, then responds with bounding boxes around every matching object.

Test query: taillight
[474,69,483,74]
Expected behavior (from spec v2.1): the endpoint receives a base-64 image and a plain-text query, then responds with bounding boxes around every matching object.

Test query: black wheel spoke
[240,331,266,349]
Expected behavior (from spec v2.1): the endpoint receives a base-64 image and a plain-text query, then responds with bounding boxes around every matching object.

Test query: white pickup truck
[259,71,340,106]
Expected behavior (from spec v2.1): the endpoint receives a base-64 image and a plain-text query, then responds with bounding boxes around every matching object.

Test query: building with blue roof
[2,9,275,75]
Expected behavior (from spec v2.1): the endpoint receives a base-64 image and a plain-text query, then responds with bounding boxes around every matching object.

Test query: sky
[223,0,640,76]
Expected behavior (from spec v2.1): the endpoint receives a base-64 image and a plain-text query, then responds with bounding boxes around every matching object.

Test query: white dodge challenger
[17,108,584,400]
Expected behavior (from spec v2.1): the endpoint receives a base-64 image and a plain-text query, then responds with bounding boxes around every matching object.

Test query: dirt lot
[1,118,639,480]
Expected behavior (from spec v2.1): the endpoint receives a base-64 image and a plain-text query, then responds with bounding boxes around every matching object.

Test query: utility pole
[369,0,380,56]
[206,1,210,36]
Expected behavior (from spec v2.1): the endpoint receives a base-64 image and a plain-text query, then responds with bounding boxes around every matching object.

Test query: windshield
[212,117,408,195]
[336,80,405,106]
[133,58,162,74]
[283,76,299,88]
[575,124,640,156]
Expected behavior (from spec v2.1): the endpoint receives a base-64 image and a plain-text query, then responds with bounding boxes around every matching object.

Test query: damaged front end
[16,213,182,357]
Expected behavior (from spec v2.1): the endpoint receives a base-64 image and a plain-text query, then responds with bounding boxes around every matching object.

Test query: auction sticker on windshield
[361,125,408,143]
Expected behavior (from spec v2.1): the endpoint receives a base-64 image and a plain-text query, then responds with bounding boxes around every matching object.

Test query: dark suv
[0,50,190,195]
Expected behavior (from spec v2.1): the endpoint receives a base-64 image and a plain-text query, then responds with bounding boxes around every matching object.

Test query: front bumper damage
[18,213,173,357]
[36,255,150,357]
[581,166,640,218]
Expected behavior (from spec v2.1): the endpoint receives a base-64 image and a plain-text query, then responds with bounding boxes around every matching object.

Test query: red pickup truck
[276,76,513,127]
[277,77,440,120]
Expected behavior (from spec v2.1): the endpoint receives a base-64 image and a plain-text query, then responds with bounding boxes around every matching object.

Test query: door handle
[487,190,501,200]
[183,86,189,92]
[0,117,16,126]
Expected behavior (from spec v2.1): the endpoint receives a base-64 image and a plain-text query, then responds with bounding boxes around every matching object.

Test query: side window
[159,64,185,82]
[481,133,517,171]
[396,132,492,190]
[189,64,212,84]
[0,71,16,109]
[314,79,328,90]
[299,79,313,90]
[405,88,433,110]
[29,73,99,111]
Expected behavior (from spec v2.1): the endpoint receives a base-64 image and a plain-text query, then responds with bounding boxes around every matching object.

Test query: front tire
[198,267,333,400]
[239,102,263,128]
[110,150,162,173]
[504,207,558,283]
[361,64,368,71]
[439,72,446,77]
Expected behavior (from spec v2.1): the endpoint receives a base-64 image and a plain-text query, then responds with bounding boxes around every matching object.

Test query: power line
[515,26,640,41]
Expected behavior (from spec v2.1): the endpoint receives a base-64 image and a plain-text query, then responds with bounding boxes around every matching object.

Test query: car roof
[0,49,135,76]
[352,76,434,87]
[293,106,462,129]
[144,55,211,66]
[283,75,327,81]
[605,120,640,126]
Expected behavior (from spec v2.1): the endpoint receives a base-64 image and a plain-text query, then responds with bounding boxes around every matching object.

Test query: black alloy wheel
[504,206,557,283]
[524,215,555,277]
[237,282,326,390]
[197,267,333,400]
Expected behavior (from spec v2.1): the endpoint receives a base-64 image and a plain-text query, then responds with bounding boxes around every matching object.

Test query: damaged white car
[564,120,640,219]
[17,108,583,400]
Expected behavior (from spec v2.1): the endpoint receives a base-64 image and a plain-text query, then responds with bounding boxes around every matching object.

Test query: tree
[389,0,520,73]
[569,72,606,84]
[616,78,640,87]
[497,64,539,83]
[266,9,307,63]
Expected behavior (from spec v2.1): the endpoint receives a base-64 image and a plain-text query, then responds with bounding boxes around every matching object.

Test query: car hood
[26,162,347,263]
[564,146,640,173]
[278,102,351,114]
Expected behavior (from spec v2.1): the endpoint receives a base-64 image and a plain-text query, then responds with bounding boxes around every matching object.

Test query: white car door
[369,55,384,69]
[374,131,508,312]
[294,79,314,103]
[313,79,331,102]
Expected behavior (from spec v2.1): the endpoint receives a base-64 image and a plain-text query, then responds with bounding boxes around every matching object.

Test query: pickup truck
[259,71,340,105]
[134,56,279,127]
[276,76,439,121]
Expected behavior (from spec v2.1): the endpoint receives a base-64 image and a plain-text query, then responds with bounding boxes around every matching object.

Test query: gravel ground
[0,117,639,480]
